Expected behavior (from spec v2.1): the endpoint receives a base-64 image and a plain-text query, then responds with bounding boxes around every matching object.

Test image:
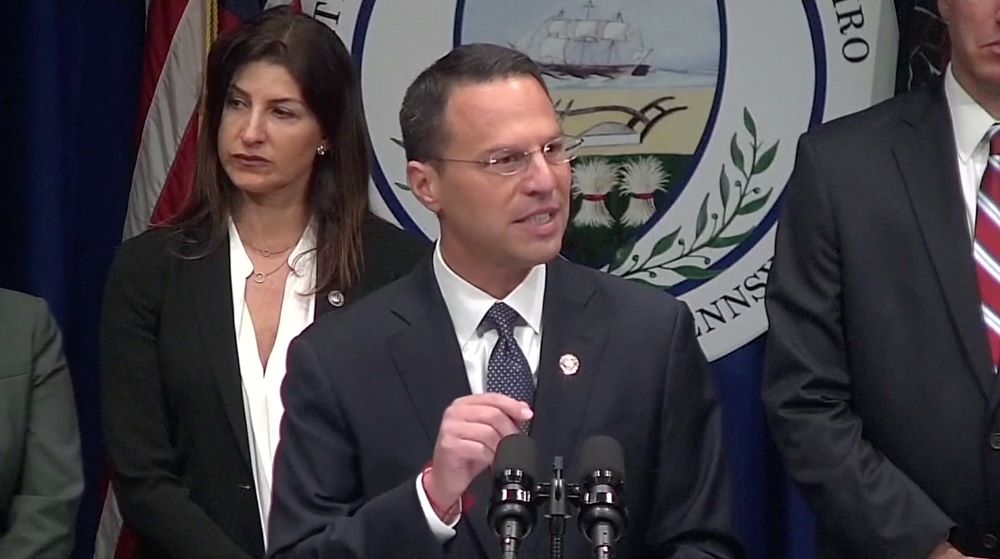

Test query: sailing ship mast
[514,0,652,79]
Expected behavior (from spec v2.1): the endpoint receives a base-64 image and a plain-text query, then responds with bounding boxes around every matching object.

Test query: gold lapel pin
[559,353,580,376]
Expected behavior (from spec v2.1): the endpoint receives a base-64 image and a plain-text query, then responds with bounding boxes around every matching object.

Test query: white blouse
[227,219,316,545]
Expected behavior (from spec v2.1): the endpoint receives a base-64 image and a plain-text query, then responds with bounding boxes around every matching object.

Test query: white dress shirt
[944,64,998,236]
[416,243,546,540]
[228,218,317,546]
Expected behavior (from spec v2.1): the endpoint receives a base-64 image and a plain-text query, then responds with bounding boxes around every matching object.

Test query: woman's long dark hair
[170,7,370,292]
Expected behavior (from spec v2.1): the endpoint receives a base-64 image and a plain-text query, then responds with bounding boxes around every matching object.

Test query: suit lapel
[386,258,472,445]
[530,259,607,488]
[517,259,607,558]
[894,86,994,398]
[187,236,253,471]
[313,213,422,321]
[383,260,500,554]
[314,290,339,320]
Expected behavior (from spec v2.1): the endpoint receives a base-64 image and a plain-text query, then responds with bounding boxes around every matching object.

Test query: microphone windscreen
[493,433,539,479]
[574,435,625,482]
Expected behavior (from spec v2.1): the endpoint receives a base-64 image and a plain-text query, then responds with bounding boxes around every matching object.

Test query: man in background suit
[0,288,83,558]
[764,1,1000,557]
[267,43,742,558]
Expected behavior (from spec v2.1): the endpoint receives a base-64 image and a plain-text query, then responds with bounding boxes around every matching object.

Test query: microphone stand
[495,439,624,559]
[535,456,580,559]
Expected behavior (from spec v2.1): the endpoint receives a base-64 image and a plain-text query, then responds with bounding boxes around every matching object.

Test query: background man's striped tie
[974,123,1000,372]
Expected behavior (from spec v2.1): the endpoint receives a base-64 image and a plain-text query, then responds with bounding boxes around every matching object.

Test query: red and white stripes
[974,126,1000,370]
[122,0,204,240]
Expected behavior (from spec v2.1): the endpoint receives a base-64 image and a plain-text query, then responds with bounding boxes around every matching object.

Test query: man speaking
[267,43,742,559]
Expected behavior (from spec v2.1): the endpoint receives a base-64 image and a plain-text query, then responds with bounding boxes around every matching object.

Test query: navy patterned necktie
[483,302,535,416]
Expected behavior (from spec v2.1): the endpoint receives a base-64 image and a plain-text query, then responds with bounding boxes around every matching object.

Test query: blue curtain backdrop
[0,2,931,557]
[715,338,817,559]
[0,3,145,557]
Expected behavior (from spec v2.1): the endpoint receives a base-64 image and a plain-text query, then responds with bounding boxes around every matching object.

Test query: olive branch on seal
[607,108,778,287]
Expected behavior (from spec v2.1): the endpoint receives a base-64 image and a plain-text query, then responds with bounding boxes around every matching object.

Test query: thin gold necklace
[251,260,290,284]
[243,240,294,258]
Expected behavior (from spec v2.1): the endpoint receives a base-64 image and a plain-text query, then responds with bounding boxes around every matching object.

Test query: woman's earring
[316,145,328,156]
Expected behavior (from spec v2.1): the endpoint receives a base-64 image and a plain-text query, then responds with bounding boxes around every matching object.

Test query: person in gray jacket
[0,287,83,558]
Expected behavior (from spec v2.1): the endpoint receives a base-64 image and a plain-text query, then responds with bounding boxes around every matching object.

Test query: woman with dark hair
[101,8,427,558]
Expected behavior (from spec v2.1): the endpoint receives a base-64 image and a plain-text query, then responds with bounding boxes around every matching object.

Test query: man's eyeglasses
[430,135,584,176]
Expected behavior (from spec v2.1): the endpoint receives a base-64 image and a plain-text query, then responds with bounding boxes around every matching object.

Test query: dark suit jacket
[763,84,1000,558]
[101,215,429,559]
[0,289,83,559]
[267,256,742,559]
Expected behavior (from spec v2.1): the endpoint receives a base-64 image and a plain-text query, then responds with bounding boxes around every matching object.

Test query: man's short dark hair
[399,43,548,163]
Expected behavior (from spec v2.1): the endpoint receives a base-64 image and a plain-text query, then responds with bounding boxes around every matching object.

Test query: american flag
[95,1,307,556]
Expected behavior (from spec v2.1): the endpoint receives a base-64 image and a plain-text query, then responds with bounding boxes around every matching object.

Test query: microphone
[488,434,539,559]
[575,435,627,559]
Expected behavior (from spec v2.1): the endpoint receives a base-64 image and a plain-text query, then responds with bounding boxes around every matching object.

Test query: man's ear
[938,0,952,22]
[407,160,442,213]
